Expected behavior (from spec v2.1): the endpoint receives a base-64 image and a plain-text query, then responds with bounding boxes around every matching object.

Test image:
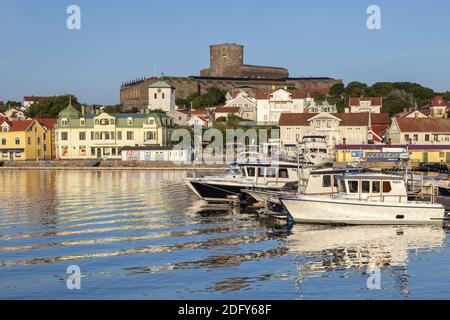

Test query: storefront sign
[366,152,410,162]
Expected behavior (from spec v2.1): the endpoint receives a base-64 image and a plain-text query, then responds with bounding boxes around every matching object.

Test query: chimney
[81,105,85,116]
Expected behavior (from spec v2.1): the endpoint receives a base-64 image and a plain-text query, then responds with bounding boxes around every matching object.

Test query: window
[110,132,115,140]
[95,119,99,125]
[110,119,115,125]
[61,132,68,141]
[148,118,155,125]
[279,168,289,179]
[413,134,418,142]
[348,180,358,193]
[15,137,20,145]
[372,181,380,193]
[404,134,410,142]
[425,134,430,142]
[80,118,85,126]
[79,132,86,141]
[117,131,122,140]
[91,132,94,140]
[362,181,370,193]
[95,132,100,140]
[127,118,133,126]
[127,131,134,140]
[439,152,445,158]
[37,137,41,145]
[112,148,117,156]
[154,93,157,99]
[1,138,6,145]
[44,144,47,152]
[103,148,110,156]
[266,167,276,178]
[383,181,392,193]
[162,93,165,99]
[258,167,265,177]
[322,175,331,188]
[91,148,95,156]
[146,131,155,140]
[246,167,256,177]
[28,137,31,145]
[61,119,68,126]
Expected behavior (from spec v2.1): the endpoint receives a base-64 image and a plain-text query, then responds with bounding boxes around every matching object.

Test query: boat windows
[372,181,381,193]
[246,167,256,177]
[383,181,392,193]
[266,167,277,178]
[322,175,331,188]
[362,181,370,193]
[279,168,289,179]
[348,180,358,193]
[258,167,265,177]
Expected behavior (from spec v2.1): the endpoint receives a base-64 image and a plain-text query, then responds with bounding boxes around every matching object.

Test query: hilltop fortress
[120,43,342,111]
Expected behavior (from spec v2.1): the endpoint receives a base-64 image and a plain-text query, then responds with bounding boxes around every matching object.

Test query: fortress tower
[200,43,288,79]
[208,44,244,77]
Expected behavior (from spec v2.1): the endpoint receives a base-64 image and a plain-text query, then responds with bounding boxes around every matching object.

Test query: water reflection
[0,170,448,299]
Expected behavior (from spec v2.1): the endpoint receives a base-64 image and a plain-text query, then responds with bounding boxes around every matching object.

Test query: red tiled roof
[394,117,450,133]
[35,118,57,129]
[432,95,446,106]
[279,113,372,126]
[349,97,382,107]
[0,116,8,125]
[181,109,210,116]
[215,107,240,113]
[9,120,34,132]
[370,113,391,124]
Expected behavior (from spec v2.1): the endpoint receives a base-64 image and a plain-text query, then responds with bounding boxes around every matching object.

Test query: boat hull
[280,196,447,226]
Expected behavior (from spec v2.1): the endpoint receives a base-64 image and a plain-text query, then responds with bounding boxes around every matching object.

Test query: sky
[1,0,449,105]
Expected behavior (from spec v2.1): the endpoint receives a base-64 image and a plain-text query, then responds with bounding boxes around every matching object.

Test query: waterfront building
[55,102,172,159]
[147,80,176,112]
[387,117,450,145]
[186,115,212,127]
[121,146,191,163]
[346,97,382,113]
[397,108,428,118]
[0,118,55,160]
[304,99,337,113]
[335,144,450,164]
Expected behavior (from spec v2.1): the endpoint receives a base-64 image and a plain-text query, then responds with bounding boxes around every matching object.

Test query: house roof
[149,80,174,89]
[8,120,35,132]
[215,106,241,113]
[279,112,372,126]
[181,109,210,116]
[394,117,450,133]
[35,118,57,129]
[370,113,391,124]
[59,103,81,118]
[349,97,382,107]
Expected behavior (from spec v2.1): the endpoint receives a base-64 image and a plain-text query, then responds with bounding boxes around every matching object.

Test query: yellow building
[335,145,450,164]
[0,118,56,160]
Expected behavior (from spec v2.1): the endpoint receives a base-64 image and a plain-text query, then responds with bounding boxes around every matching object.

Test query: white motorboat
[184,160,305,202]
[279,172,448,226]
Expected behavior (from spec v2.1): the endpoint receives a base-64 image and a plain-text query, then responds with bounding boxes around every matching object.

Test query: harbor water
[1,170,450,299]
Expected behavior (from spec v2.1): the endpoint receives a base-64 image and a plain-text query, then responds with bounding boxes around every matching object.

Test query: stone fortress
[200,43,288,79]
[120,43,342,111]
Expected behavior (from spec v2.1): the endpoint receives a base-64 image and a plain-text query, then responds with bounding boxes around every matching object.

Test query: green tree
[27,95,81,118]
[329,83,345,98]
[345,81,368,97]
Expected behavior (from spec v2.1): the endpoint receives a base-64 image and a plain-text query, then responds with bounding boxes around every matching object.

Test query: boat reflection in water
[286,224,446,297]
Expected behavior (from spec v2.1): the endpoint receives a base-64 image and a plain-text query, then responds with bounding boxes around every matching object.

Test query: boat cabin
[335,174,408,203]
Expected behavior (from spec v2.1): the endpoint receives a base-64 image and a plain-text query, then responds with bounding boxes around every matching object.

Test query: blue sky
[1,0,449,105]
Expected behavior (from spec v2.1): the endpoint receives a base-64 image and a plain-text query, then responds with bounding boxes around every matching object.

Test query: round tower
[209,43,244,77]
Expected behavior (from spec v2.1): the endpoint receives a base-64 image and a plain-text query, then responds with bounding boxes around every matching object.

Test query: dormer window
[110,119,115,125]
[80,118,85,126]
[61,118,68,126]
[148,118,155,125]
[127,117,133,126]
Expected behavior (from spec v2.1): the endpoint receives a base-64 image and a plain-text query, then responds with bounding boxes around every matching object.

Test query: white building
[148,80,176,112]
[221,90,257,121]
[121,146,191,163]
[347,97,382,113]
[23,96,48,109]
[256,88,307,125]
[279,112,373,151]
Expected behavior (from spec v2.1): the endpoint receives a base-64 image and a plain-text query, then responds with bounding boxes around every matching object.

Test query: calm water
[1,170,450,300]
